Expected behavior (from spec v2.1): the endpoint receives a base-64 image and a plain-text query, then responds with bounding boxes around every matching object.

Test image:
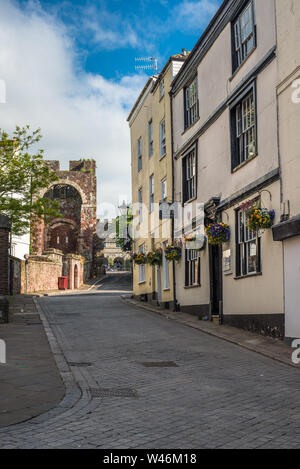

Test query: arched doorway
[44,184,82,254]
[74,264,79,289]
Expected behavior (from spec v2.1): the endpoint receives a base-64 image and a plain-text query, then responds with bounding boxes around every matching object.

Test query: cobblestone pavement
[1,272,300,449]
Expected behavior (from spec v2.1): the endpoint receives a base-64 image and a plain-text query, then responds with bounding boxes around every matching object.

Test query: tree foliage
[0,125,60,236]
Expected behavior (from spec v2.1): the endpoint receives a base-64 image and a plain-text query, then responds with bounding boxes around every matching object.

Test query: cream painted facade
[171,0,285,337]
[272,0,300,339]
[128,55,187,307]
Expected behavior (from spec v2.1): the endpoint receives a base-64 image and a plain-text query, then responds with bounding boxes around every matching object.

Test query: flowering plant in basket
[146,248,162,266]
[164,244,182,262]
[205,223,230,245]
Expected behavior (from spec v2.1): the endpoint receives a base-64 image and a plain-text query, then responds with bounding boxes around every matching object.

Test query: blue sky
[19,0,222,79]
[0,0,222,217]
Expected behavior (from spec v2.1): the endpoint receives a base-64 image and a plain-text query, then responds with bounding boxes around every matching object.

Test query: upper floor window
[161,178,167,202]
[233,1,256,71]
[160,118,166,158]
[138,188,143,223]
[148,120,153,157]
[231,85,256,170]
[184,77,199,129]
[236,208,261,277]
[137,137,142,172]
[182,148,196,203]
[159,80,165,99]
[149,174,154,213]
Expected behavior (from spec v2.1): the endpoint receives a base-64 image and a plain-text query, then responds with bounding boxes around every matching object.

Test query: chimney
[182,48,187,56]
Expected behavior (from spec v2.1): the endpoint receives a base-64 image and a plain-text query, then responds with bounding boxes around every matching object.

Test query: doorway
[74,264,79,289]
[209,244,223,323]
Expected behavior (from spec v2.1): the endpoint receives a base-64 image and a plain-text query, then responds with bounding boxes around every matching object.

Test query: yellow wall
[129,62,179,303]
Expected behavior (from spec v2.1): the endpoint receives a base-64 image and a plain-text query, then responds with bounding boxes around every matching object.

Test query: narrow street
[0,272,300,449]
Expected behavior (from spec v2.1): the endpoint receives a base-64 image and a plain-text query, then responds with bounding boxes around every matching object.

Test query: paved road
[1,272,300,449]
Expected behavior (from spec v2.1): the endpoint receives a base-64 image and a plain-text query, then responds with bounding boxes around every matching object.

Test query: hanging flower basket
[247,206,275,231]
[131,252,147,265]
[206,223,230,245]
[197,235,207,252]
[164,244,182,262]
[185,234,207,251]
[146,248,162,266]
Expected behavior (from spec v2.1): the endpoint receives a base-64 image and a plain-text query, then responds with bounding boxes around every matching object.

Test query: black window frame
[232,0,256,73]
[184,76,199,130]
[182,146,197,204]
[230,81,257,171]
[185,249,201,287]
[235,206,261,278]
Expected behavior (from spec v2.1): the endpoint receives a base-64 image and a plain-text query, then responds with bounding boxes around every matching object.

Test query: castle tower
[32,159,97,260]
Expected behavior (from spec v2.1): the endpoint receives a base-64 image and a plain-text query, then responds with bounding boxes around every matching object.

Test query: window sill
[181,116,200,136]
[138,280,146,285]
[229,46,257,82]
[183,196,197,206]
[184,284,201,289]
[234,272,262,280]
[163,288,170,292]
[160,153,167,161]
[232,153,257,173]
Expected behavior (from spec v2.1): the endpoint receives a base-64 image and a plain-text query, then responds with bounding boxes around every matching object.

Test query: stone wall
[23,259,63,293]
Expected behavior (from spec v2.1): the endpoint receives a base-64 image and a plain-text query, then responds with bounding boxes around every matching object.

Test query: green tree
[0,125,60,236]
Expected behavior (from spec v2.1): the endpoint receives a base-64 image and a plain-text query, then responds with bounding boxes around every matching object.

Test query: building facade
[272,0,300,341]
[128,53,188,308]
[171,0,284,337]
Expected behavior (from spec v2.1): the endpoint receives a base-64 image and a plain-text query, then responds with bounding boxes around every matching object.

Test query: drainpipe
[169,87,179,312]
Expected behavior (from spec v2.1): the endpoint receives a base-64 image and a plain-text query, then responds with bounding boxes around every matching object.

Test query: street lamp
[118,200,128,217]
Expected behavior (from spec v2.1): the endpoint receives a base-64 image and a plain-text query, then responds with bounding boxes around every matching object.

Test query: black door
[209,244,223,323]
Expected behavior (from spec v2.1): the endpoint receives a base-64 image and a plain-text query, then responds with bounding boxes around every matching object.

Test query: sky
[0,0,222,219]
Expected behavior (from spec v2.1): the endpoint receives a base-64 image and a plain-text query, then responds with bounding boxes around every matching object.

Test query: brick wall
[0,215,10,295]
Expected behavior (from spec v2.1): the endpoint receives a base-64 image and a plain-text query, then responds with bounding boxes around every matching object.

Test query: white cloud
[173,0,220,31]
[0,0,147,219]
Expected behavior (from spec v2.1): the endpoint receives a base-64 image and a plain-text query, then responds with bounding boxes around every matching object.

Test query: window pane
[247,241,257,273]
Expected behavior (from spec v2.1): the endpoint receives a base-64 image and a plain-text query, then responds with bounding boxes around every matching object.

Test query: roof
[127,51,191,123]
[151,51,191,94]
[127,76,156,123]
